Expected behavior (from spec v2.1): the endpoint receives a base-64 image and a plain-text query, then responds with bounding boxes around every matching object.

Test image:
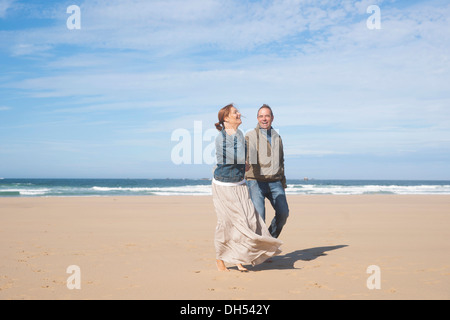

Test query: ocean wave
[91,185,212,195]
[0,191,21,196]
[285,184,450,195]
[0,188,50,196]
[1,179,450,197]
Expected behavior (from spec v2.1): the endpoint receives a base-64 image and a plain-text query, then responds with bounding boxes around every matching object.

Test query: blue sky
[0,0,449,179]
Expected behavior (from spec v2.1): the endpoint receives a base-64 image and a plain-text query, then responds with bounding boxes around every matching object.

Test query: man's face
[257,107,274,130]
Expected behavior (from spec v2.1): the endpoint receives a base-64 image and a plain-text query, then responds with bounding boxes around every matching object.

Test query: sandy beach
[0,195,449,300]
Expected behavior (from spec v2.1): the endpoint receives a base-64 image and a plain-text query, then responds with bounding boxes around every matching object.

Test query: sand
[0,195,449,300]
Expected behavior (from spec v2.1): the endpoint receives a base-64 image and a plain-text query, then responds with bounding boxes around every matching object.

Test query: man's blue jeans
[247,180,289,238]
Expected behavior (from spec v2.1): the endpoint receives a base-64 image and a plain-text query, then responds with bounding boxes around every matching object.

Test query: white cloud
[2,0,448,62]
[0,0,391,55]
[0,0,15,18]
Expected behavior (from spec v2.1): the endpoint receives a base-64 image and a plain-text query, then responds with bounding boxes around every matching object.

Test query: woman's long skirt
[212,182,282,266]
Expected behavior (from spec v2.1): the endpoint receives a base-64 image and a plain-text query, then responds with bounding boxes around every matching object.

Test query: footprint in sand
[229,286,245,291]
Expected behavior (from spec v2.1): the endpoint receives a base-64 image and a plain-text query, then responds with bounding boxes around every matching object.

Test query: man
[245,104,289,238]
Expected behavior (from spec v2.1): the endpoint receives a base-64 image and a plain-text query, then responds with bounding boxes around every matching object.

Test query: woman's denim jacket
[213,129,246,183]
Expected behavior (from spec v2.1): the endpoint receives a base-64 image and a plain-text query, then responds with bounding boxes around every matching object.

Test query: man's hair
[258,104,273,117]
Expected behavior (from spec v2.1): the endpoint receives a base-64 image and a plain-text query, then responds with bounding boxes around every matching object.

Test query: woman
[212,103,282,272]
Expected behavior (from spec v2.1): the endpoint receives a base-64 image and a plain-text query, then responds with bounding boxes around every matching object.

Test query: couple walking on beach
[212,103,289,272]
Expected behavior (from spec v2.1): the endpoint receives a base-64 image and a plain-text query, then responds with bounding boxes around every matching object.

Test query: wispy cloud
[0,0,15,18]
[2,0,388,55]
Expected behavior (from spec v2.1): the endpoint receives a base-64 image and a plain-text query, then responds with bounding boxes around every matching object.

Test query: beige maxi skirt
[212,181,282,266]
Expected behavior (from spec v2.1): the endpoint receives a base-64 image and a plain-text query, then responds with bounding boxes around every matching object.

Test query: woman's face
[225,107,242,127]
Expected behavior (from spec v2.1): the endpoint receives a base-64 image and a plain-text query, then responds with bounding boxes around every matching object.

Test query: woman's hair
[215,103,235,131]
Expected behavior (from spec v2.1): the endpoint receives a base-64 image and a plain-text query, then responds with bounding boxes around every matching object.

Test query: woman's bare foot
[216,259,229,272]
[237,264,248,272]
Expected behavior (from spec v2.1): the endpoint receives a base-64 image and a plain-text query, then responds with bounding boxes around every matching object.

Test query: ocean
[1,178,450,197]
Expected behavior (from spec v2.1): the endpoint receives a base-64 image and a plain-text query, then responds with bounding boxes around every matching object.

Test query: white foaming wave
[1,188,51,196]
[286,184,450,195]
[92,185,212,195]
[92,186,154,192]
[383,184,450,195]
[4,182,449,197]
[150,186,212,196]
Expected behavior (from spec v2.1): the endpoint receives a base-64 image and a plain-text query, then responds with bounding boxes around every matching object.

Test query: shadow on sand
[251,245,348,271]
